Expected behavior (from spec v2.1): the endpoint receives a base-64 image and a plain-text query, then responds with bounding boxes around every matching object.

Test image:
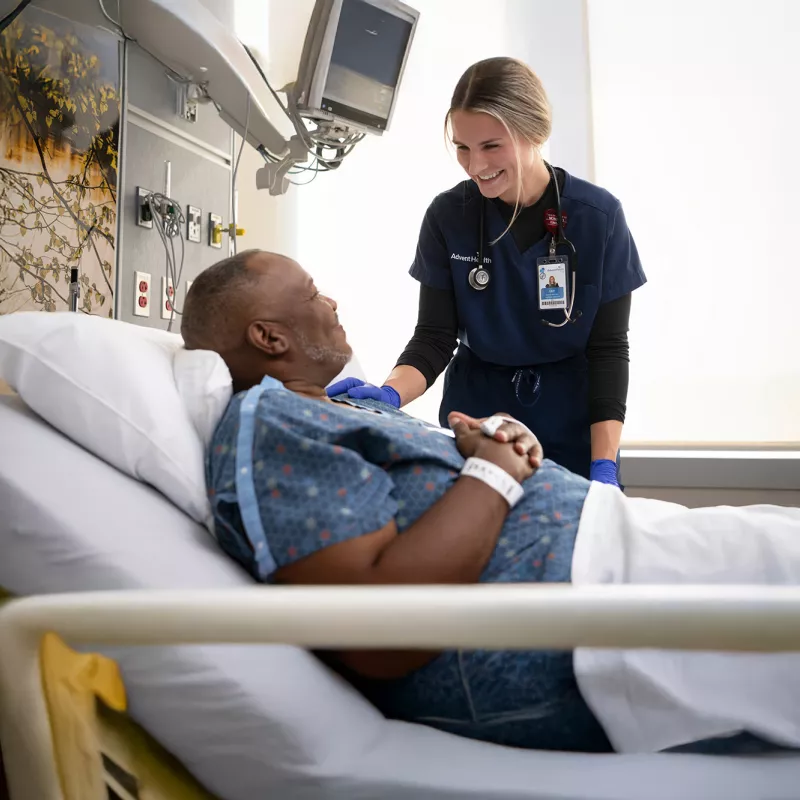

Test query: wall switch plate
[133,271,151,317]
[160,276,175,320]
[187,205,201,243]
[208,212,223,249]
[136,187,154,229]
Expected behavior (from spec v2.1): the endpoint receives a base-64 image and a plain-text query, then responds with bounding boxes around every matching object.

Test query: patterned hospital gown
[207,378,612,752]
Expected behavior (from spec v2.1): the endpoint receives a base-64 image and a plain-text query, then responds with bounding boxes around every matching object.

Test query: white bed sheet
[1,394,799,800]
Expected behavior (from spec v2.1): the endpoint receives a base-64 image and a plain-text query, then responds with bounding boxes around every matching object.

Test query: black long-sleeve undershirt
[395,168,631,424]
[395,285,630,424]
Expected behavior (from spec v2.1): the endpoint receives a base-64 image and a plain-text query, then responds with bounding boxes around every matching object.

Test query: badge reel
[537,209,569,312]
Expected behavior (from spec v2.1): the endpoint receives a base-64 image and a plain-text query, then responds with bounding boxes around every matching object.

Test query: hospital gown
[207,379,800,755]
[207,379,612,752]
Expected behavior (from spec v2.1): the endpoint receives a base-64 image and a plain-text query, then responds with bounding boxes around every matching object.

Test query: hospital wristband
[460,457,525,509]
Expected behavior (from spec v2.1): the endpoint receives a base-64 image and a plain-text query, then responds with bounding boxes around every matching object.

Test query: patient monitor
[261,0,419,194]
[293,0,418,137]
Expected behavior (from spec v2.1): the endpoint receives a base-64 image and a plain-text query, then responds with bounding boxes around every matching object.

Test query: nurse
[329,57,646,485]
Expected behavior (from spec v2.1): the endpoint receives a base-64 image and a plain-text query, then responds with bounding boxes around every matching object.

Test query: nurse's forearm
[383,364,427,406]
[591,420,623,461]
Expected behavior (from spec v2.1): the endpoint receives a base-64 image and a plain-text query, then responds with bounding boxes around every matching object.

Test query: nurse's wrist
[590,458,619,487]
[380,385,401,408]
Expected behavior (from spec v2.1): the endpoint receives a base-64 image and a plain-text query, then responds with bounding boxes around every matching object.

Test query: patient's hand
[448,412,543,470]
[449,415,539,483]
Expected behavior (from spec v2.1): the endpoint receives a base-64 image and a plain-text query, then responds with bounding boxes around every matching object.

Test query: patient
[182,249,800,757]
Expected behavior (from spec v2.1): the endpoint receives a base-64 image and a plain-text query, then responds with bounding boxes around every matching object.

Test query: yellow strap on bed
[39,633,217,800]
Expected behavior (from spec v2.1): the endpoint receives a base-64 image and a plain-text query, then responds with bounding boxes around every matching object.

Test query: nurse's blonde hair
[446,57,552,241]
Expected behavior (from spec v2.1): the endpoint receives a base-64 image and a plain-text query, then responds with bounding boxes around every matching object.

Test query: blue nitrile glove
[590,458,620,487]
[326,377,365,397]
[347,383,402,408]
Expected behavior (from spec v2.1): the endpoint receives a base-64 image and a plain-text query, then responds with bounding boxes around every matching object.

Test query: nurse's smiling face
[450,110,536,205]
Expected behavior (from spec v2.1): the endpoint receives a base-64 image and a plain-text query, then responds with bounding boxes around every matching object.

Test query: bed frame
[1,583,800,799]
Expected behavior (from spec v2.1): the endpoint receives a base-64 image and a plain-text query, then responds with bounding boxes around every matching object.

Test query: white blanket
[572,482,800,753]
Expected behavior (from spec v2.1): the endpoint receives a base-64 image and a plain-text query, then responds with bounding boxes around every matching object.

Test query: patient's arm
[274,433,529,679]
[274,475,508,586]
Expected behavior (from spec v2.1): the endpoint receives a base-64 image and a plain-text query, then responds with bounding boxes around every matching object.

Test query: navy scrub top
[410,172,645,367]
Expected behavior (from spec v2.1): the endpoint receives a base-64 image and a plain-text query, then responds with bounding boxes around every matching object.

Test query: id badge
[537,256,568,311]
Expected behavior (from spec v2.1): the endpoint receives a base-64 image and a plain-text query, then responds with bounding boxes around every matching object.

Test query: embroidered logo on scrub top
[451,252,492,264]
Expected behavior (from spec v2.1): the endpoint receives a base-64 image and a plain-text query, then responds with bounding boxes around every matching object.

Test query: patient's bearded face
[279,261,352,369]
[296,327,351,366]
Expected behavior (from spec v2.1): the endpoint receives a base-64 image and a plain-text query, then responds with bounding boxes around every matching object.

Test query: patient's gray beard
[296,331,351,368]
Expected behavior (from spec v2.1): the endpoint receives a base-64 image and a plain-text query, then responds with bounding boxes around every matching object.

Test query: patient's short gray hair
[181,249,262,350]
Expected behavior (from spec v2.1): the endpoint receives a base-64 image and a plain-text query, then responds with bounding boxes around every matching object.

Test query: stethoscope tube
[468,196,490,290]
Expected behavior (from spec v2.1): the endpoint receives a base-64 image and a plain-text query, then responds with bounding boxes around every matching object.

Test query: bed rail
[2,583,800,799]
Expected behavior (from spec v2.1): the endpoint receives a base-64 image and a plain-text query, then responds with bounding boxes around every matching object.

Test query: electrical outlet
[160,276,175,320]
[187,205,201,243]
[133,271,151,317]
[208,212,223,249]
[136,187,154,229]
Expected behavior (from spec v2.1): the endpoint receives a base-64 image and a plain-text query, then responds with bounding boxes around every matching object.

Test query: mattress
[1,394,799,800]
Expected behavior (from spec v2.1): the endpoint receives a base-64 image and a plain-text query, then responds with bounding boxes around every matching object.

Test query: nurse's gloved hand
[347,383,402,408]
[326,377,365,397]
[590,459,620,488]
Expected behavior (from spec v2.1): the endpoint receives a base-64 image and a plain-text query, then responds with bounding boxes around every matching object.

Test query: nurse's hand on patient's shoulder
[325,377,401,406]
[449,414,538,484]
[326,377,365,397]
[448,412,543,469]
[345,383,402,408]
[590,458,620,488]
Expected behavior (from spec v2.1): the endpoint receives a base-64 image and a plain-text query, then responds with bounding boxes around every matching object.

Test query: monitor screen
[320,0,414,131]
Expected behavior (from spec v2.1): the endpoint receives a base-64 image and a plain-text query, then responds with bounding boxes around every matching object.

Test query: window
[587,0,800,445]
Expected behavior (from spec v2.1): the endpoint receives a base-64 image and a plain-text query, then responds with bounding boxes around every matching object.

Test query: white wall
[504,0,593,180]
[198,0,234,25]
[587,0,800,445]
[233,0,304,259]
[234,0,593,424]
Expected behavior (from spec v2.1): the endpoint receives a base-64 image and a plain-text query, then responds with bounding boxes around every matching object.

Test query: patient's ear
[247,321,289,356]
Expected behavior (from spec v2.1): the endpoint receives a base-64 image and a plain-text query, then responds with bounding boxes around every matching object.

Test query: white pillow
[0,312,215,528]
[0,311,369,531]
[173,347,233,449]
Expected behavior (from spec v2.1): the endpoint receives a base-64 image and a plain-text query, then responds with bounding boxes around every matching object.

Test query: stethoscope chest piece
[468,266,490,290]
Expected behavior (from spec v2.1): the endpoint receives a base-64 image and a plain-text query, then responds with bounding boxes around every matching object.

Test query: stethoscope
[468,162,582,326]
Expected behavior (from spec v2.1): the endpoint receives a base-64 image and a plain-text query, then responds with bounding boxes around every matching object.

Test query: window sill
[618,448,800,490]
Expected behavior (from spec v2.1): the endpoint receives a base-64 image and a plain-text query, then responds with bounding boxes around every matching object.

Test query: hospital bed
[1,312,800,800]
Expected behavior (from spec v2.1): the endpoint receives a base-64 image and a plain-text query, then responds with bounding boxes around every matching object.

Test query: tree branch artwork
[0,9,120,315]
